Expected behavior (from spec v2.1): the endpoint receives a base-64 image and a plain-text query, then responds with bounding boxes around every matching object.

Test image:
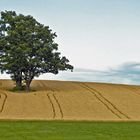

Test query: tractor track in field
[112,84,140,96]
[52,94,63,119]
[40,82,48,90]
[80,83,121,119]
[47,91,63,119]
[47,93,56,119]
[81,83,130,120]
[49,87,63,119]
[121,86,140,96]
[40,81,63,119]
[97,85,131,119]
[0,92,7,113]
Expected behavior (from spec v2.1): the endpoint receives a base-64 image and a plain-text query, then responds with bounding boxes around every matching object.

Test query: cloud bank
[38,62,140,85]
[1,62,140,85]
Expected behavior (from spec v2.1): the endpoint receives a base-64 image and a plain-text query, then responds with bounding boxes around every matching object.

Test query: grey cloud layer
[43,62,140,85]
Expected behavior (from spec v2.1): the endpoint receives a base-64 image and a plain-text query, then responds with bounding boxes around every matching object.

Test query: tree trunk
[26,83,30,92]
[24,71,34,92]
[15,71,22,90]
[16,79,22,90]
[25,79,32,92]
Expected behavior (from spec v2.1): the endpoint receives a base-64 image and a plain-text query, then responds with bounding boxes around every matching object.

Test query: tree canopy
[0,11,73,91]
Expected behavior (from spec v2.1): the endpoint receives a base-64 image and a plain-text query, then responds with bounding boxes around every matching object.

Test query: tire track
[80,83,121,119]
[0,92,7,113]
[47,86,63,119]
[94,85,130,119]
[52,94,63,119]
[47,93,56,119]
[81,83,130,119]
[47,92,63,119]
[122,85,140,96]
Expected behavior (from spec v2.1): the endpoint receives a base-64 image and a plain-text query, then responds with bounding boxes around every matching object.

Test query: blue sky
[0,0,140,84]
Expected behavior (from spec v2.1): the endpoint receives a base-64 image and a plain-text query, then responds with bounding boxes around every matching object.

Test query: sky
[0,0,140,84]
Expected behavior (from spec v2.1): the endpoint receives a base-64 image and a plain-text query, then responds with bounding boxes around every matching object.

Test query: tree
[0,11,73,92]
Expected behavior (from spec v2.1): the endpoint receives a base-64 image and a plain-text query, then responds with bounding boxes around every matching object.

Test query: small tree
[0,11,73,92]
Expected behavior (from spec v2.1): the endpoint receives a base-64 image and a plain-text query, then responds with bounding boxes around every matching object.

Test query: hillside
[0,80,140,121]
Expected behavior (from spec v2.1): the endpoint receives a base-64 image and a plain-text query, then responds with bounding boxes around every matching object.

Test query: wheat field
[0,80,140,121]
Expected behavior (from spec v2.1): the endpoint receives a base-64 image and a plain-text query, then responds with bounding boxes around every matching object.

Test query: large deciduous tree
[0,11,73,92]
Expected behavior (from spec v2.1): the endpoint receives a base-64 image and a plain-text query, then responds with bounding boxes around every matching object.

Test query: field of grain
[0,80,140,121]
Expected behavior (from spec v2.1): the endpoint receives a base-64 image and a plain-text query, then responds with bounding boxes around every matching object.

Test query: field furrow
[47,93,63,119]
[87,83,140,120]
[0,92,7,113]
[47,93,56,119]
[53,93,63,119]
[82,83,130,120]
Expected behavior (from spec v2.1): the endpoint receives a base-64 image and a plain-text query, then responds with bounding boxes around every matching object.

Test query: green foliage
[0,121,140,140]
[10,85,26,92]
[0,11,73,91]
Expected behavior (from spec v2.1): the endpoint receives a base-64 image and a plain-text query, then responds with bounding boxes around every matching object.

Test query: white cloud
[35,62,140,85]
[1,62,140,85]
